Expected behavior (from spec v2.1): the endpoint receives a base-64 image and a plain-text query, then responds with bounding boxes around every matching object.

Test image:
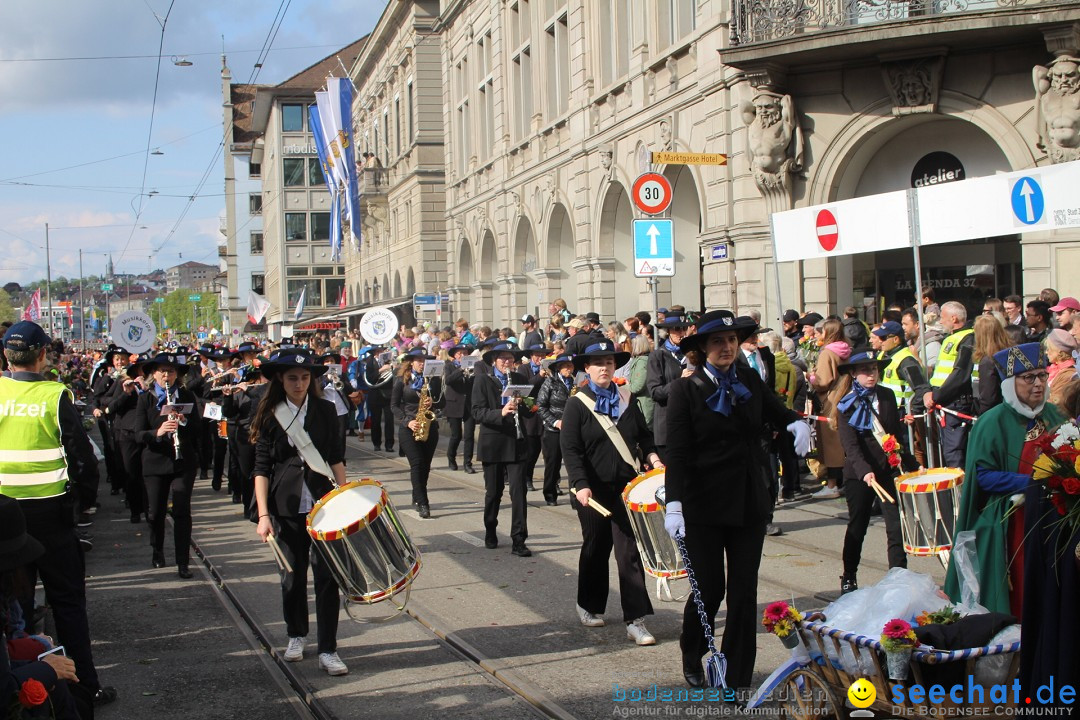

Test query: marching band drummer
[662,310,810,690]
[132,352,202,578]
[250,349,349,677]
[391,348,445,519]
[559,341,662,645]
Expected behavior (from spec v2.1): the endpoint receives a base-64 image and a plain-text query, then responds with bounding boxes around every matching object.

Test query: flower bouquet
[880,618,918,680]
[1031,421,1080,545]
[879,434,902,470]
[762,601,804,649]
[915,605,961,627]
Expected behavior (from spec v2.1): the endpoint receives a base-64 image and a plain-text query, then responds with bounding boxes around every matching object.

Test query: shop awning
[295,321,343,331]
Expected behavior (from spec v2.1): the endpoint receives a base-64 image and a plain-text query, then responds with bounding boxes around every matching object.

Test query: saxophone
[413,377,436,442]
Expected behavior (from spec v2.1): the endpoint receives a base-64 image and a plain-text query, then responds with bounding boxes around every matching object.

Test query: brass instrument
[164,380,182,460]
[413,377,436,442]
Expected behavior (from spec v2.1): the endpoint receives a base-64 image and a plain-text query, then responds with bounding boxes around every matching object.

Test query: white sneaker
[812,487,841,499]
[626,618,656,646]
[576,604,605,627]
[283,637,305,662]
[319,652,349,676]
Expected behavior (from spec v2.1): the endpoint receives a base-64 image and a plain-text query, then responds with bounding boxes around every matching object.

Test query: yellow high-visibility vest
[0,377,70,500]
[930,328,978,388]
[880,346,916,405]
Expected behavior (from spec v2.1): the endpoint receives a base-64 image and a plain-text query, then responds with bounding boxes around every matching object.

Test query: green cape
[943,400,1065,614]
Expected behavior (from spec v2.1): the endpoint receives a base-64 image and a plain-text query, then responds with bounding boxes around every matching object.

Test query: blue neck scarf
[154,383,170,410]
[493,368,509,405]
[664,338,681,355]
[530,362,541,375]
[588,380,620,420]
[409,373,424,391]
[563,375,573,393]
[703,363,751,416]
[837,380,875,432]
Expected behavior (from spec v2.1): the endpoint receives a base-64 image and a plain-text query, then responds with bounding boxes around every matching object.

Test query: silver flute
[512,391,525,441]
[164,380,182,460]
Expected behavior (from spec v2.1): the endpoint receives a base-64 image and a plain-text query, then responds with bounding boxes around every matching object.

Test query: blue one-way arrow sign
[633,219,674,277]
[1010,176,1044,226]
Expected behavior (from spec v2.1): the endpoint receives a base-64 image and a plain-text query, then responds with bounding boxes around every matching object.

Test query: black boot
[177,564,193,579]
[682,650,705,688]
[152,551,166,569]
[464,462,476,474]
[447,457,459,471]
[840,574,858,595]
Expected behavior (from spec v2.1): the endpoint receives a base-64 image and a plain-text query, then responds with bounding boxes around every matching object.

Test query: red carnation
[1051,492,1068,516]
[1062,478,1080,496]
[882,437,898,453]
[18,678,48,708]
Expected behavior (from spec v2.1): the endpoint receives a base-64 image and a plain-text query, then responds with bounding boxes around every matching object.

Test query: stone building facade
[343,0,447,316]
[433,0,1080,328]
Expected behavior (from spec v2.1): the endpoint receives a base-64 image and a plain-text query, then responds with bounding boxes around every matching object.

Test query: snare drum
[896,468,963,561]
[622,469,686,588]
[307,480,421,619]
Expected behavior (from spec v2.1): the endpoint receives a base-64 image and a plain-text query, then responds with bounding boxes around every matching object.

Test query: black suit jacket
[133,384,202,477]
[471,370,527,463]
[646,345,686,446]
[560,386,655,492]
[516,361,546,436]
[442,363,473,419]
[391,375,445,428]
[252,397,343,517]
[737,346,775,388]
[836,384,918,483]
[665,365,800,526]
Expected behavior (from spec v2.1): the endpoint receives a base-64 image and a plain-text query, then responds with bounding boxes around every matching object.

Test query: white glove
[664,500,685,540]
[787,421,811,457]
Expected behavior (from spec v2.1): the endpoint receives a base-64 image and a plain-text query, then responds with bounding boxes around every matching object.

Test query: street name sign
[651,151,727,166]
[188,294,201,302]
[633,219,674,277]
[413,292,441,312]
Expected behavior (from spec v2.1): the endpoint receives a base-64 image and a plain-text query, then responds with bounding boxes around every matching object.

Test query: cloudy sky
[0,0,385,284]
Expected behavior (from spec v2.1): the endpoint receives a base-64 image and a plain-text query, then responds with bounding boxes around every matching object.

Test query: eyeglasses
[1016,371,1049,385]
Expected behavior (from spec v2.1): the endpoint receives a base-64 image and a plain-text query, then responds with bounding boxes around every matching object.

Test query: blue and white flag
[294,286,306,322]
[331,77,362,254]
[309,102,342,261]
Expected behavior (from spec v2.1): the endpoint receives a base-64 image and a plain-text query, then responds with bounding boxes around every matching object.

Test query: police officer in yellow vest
[921,302,977,469]
[875,321,929,412]
[0,321,116,707]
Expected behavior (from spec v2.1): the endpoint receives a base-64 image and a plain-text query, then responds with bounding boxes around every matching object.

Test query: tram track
[184,442,579,720]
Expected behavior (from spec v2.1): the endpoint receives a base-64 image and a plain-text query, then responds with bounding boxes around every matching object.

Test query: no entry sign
[815,209,839,251]
[632,172,672,215]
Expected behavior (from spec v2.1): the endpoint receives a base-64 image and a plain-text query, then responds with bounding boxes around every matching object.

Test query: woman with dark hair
[535,353,575,505]
[808,317,850,498]
[663,311,808,689]
[391,348,444,518]
[133,352,202,578]
[251,349,349,677]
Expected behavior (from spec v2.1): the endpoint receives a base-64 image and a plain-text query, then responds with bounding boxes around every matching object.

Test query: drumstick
[870,479,896,504]
[586,498,612,517]
[266,533,293,573]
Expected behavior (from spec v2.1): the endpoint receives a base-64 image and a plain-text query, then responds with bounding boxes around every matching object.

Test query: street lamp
[171,56,192,67]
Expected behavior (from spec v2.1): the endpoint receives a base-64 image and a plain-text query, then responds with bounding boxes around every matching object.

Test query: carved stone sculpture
[741,90,804,191]
[659,120,672,150]
[1034,55,1080,163]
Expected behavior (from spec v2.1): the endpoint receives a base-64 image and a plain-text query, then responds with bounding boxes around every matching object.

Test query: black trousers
[777,430,800,499]
[200,419,227,481]
[940,412,970,469]
[680,521,766,690]
[446,415,475,465]
[274,514,339,653]
[98,417,123,493]
[483,461,528,545]
[144,467,196,566]
[226,425,241,494]
[541,430,563,502]
[574,482,653,622]
[234,429,256,516]
[522,434,542,486]
[19,498,100,693]
[368,402,394,449]
[400,424,438,506]
[116,432,146,514]
[842,471,905,577]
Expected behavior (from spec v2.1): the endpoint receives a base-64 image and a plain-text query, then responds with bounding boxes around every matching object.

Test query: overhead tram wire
[0,43,357,64]
[114,0,176,268]
[151,0,294,258]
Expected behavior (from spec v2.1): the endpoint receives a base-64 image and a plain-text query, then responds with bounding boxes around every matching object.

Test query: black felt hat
[571,340,630,372]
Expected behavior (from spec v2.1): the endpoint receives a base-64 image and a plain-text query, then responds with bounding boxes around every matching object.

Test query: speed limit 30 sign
[632,172,672,215]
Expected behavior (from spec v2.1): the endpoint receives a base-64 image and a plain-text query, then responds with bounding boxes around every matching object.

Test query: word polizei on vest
[0,399,51,418]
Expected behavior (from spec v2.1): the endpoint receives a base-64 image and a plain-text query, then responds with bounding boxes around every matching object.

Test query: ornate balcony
[730,0,1075,46]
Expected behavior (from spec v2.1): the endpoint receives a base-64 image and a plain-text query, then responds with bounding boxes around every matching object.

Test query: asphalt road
[80,424,946,719]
